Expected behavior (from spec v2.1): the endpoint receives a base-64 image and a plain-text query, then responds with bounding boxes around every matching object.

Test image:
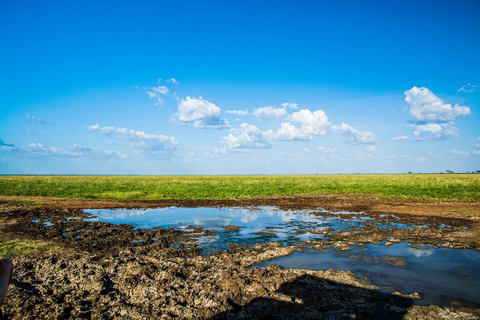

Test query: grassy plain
[0,174,479,202]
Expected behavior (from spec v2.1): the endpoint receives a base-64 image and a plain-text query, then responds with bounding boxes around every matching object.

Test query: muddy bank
[2,194,480,220]
[1,203,479,319]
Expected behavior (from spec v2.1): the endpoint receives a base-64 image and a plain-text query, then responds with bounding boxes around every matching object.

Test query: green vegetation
[0,174,479,202]
[0,200,47,206]
[0,239,57,258]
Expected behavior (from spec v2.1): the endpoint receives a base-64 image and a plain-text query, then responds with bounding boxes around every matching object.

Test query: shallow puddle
[84,205,480,310]
[256,243,480,309]
[85,206,369,251]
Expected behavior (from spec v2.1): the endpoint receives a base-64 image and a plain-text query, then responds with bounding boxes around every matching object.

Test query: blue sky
[1,0,479,174]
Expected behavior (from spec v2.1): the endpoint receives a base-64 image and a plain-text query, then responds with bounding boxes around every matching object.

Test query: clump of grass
[0,239,57,258]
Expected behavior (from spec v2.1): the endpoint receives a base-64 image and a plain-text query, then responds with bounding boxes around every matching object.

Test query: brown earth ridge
[1,195,479,319]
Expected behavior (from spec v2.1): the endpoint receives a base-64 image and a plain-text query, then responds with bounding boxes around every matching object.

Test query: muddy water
[84,206,480,311]
[85,206,371,251]
[257,243,480,309]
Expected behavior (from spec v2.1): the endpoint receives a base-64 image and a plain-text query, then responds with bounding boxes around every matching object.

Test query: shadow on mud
[211,274,408,320]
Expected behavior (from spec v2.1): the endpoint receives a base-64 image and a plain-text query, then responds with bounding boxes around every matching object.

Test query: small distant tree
[446,170,454,174]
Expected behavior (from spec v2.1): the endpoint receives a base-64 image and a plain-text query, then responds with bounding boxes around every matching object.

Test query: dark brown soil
[1,199,479,319]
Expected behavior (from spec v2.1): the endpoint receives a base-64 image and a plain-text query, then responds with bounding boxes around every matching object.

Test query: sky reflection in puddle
[256,243,480,308]
[85,206,367,250]
[84,206,480,309]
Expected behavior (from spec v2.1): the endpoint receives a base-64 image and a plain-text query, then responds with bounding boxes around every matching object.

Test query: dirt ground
[1,196,479,319]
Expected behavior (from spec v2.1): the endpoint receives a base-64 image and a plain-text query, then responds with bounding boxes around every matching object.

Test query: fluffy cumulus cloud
[225,107,377,150]
[253,106,287,120]
[266,109,331,141]
[405,87,470,123]
[264,122,310,141]
[145,85,170,106]
[402,86,471,140]
[289,109,331,136]
[176,97,230,129]
[332,123,376,145]
[88,124,178,152]
[224,123,271,151]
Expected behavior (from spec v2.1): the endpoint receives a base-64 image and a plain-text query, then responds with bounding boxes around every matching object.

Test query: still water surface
[85,206,480,309]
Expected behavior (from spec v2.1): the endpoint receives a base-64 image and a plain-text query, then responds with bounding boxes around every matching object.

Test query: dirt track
[1,197,479,319]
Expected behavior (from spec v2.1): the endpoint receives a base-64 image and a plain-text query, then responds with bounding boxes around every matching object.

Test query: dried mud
[1,199,479,319]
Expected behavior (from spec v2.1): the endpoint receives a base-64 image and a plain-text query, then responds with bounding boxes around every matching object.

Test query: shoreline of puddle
[79,206,480,310]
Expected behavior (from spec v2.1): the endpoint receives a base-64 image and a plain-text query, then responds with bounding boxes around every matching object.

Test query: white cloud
[167,78,179,84]
[87,123,115,135]
[332,123,376,145]
[87,124,178,152]
[226,109,249,116]
[145,85,170,106]
[253,106,287,120]
[0,142,128,160]
[414,123,443,134]
[224,123,271,151]
[457,83,478,93]
[392,135,409,141]
[473,150,480,155]
[152,86,169,95]
[402,86,470,141]
[303,148,312,154]
[289,109,331,136]
[26,114,52,124]
[176,96,230,128]
[411,122,458,140]
[264,122,310,141]
[449,149,470,156]
[365,146,377,152]
[405,86,470,123]
[318,146,337,154]
[25,143,81,157]
[282,102,298,109]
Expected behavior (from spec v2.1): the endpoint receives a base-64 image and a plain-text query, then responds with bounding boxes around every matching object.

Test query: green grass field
[0,174,479,202]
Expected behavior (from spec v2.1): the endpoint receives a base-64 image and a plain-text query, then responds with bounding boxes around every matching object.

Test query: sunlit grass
[0,239,57,258]
[0,174,479,202]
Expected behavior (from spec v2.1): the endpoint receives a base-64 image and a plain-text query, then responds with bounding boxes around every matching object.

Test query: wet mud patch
[1,203,479,319]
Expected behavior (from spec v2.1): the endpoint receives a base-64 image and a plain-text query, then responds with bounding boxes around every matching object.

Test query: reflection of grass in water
[0,239,57,258]
[0,174,478,202]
